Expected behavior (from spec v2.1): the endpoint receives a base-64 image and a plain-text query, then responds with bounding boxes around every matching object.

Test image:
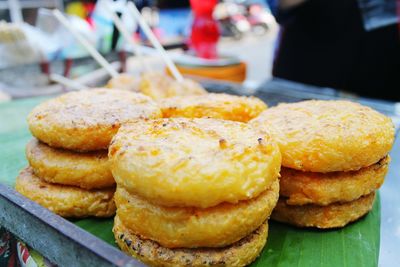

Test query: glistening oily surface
[114,180,279,248]
[26,138,114,189]
[110,118,281,208]
[159,93,267,122]
[272,193,376,229]
[27,89,162,151]
[113,215,269,267]
[0,97,380,267]
[250,100,395,172]
[15,167,116,218]
[279,156,389,206]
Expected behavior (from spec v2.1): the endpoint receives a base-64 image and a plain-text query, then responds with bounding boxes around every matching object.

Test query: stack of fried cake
[109,118,281,267]
[251,100,395,228]
[16,89,161,218]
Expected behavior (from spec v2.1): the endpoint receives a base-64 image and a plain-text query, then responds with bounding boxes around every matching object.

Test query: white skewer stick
[127,2,184,82]
[52,9,119,78]
[104,3,151,72]
[50,73,90,91]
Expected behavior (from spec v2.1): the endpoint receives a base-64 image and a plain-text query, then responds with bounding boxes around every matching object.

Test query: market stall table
[0,79,398,267]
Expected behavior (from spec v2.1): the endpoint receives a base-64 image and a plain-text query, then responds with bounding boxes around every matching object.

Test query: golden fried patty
[115,180,278,248]
[271,192,375,229]
[250,100,394,172]
[26,138,114,189]
[109,118,281,208]
[139,72,207,100]
[28,89,162,151]
[15,167,115,218]
[159,93,267,122]
[280,156,389,206]
[113,215,268,267]
[106,73,140,92]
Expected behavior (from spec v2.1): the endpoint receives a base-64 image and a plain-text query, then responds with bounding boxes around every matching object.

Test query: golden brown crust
[15,167,116,218]
[106,73,140,92]
[113,215,268,267]
[139,72,207,100]
[271,192,376,228]
[115,180,278,248]
[159,93,267,122]
[280,156,389,206]
[26,138,114,189]
[250,100,395,172]
[28,89,162,151]
[109,118,281,208]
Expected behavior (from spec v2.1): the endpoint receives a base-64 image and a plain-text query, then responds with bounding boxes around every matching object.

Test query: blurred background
[0,0,399,102]
[0,0,278,100]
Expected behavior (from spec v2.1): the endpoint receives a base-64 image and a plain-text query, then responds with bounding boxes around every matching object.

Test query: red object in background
[189,0,220,59]
[83,2,96,27]
[190,0,217,16]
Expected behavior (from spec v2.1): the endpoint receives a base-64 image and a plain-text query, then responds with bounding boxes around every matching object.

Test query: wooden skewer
[50,73,90,91]
[52,9,119,78]
[127,2,184,82]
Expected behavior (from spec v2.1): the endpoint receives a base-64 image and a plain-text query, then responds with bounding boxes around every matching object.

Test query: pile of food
[251,101,394,228]
[14,79,395,266]
[16,89,161,217]
[110,118,281,266]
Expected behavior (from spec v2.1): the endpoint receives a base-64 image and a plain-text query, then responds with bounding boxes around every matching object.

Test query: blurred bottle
[189,0,219,59]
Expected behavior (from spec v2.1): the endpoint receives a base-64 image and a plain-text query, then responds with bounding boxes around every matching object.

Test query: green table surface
[0,97,380,267]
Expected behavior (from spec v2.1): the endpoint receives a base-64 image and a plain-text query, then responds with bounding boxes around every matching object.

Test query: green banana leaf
[0,97,380,267]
